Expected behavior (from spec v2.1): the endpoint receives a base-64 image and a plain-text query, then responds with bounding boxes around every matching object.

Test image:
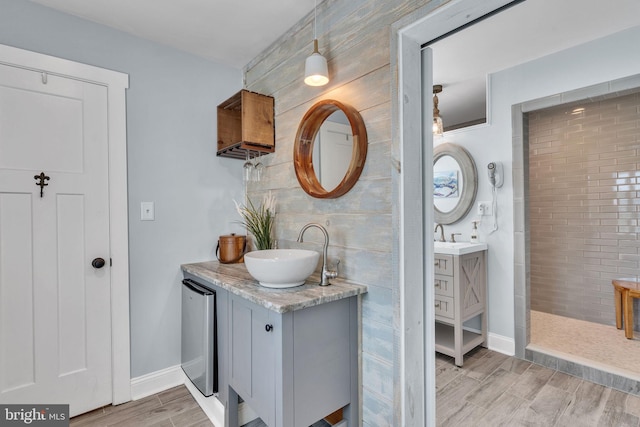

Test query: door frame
[0,43,131,405]
[392,1,516,425]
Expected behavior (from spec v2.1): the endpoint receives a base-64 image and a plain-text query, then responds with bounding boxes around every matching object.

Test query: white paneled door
[0,63,112,416]
[316,120,352,191]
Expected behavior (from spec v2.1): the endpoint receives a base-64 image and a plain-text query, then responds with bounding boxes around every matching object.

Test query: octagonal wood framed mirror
[294,99,367,198]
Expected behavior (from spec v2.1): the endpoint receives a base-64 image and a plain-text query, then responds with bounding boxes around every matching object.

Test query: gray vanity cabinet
[434,250,487,367]
[228,294,278,425]
[227,293,358,427]
[181,261,366,427]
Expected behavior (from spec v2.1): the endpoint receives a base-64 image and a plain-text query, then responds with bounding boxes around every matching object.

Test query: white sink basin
[434,241,487,255]
[244,249,320,288]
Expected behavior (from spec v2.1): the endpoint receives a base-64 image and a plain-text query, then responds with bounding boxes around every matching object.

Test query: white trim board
[394,1,517,425]
[131,365,224,426]
[131,366,259,427]
[488,332,516,356]
[0,43,128,87]
[130,365,186,401]
[183,379,226,427]
[456,327,516,357]
[0,43,131,406]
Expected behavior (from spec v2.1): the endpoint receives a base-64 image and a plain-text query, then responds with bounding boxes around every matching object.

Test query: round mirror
[433,143,477,224]
[294,100,367,198]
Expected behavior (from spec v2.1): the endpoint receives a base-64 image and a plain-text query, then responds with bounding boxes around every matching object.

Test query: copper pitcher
[216,233,247,264]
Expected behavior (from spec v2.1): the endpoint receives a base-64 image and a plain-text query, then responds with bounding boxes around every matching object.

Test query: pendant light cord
[314,0,317,39]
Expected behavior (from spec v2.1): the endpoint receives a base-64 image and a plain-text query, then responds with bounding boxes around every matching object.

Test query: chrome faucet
[434,223,446,242]
[297,223,338,286]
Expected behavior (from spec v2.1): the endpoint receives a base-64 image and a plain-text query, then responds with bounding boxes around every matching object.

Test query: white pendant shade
[304,39,329,86]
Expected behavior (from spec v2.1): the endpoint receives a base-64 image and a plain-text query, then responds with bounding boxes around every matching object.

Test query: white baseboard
[130,365,258,427]
[487,332,515,356]
[460,327,515,356]
[130,365,223,426]
[130,365,186,400]
[183,378,225,427]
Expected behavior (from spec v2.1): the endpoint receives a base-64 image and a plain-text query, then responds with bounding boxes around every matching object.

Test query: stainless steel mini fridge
[181,278,217,396]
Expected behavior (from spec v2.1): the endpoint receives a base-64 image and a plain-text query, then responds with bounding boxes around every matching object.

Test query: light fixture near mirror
[294,99,367,198]
[304,0,329,86]
[434,142,477,224]
[433,84,444,136]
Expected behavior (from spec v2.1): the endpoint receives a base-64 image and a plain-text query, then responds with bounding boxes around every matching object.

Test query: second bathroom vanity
[434,242,487,366]
[181,261,367,427]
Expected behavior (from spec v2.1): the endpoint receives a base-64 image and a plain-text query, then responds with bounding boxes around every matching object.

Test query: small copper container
[216,233,246,264]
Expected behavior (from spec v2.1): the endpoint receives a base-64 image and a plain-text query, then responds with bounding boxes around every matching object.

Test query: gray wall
[0,0,244,377]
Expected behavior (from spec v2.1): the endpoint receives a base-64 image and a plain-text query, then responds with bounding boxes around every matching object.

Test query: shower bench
[612,278,640,339]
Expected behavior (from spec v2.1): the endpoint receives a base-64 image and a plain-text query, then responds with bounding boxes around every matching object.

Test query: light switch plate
[141,202,155,221]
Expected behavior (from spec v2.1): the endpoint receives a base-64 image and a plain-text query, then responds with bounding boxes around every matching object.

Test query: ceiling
[27,0,317,69]
[430,0,640,129]
[26,0,640,124]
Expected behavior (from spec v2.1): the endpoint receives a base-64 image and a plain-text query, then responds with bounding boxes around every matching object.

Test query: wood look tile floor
[437,347,640,426]
[70,385,213,427]
[70,346,640,427]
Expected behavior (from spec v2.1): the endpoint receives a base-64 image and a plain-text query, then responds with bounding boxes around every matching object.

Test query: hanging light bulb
[433,84,444,136]
[304,0,329,86]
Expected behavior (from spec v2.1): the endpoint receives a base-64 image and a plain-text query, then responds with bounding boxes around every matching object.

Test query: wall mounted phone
[487,162,504,188]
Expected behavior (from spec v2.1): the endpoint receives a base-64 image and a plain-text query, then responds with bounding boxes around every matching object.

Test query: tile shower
[513,80,640,393]
[528,92,640,327]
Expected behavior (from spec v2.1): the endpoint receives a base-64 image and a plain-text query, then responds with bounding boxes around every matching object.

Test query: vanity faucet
[297,223,338,286]
[434,223,446,242]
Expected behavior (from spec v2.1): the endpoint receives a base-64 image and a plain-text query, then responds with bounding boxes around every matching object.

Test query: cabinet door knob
[265,324,273,332]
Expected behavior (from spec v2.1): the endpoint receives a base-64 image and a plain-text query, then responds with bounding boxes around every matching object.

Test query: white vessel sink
[244,249,320,288]
[434,241,488,255]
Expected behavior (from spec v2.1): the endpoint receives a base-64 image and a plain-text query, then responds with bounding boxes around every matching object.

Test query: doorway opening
[397,1,640,424]
[513,77,640,392]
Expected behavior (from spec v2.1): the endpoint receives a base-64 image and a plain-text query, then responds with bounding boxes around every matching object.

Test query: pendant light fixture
[304,0,329,86]
[433,84,444,136]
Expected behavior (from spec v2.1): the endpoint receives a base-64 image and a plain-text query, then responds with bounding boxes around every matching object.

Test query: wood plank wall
[243,1,438,425]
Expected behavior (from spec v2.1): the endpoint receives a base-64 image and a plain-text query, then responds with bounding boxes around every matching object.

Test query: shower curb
[526,344,640,396]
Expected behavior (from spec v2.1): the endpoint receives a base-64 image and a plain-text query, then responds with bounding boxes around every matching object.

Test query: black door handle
[92,257,106,269]
[265,324,273,332]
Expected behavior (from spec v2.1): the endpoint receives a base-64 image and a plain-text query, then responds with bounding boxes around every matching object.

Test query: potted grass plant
[234,192,276,251]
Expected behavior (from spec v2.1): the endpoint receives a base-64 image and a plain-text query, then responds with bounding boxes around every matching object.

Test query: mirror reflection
[433,155,464,214]
[312,110,352,191]
[433,143,477,224]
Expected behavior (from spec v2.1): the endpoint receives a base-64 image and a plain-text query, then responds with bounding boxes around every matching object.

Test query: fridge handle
[182,278,213,296]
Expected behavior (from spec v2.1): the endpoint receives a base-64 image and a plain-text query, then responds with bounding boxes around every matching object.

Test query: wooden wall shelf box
[217,90,275,159]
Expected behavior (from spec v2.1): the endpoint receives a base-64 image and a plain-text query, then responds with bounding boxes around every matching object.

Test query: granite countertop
[181,261,368,314]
